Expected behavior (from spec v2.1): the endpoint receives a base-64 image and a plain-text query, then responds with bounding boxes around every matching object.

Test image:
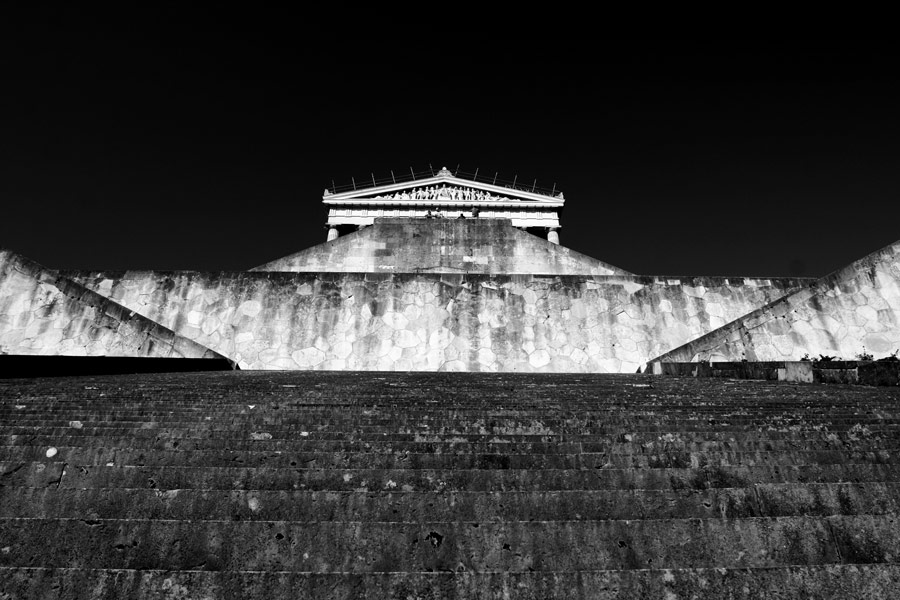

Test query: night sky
[2,32,898,279]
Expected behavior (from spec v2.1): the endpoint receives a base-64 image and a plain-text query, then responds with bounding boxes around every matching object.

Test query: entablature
[326,208,560,230]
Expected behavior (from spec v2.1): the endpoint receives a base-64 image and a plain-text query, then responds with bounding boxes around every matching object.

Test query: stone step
[2,565,898,600]
[5,392,896,404]
[4,394,895,408]
[0,369,890,386]
[5,400,897,413]
[4,423,900,444]
[2,445,897,470]
[4,388,896,406]
[1,515,896,571]
[3,371,899,598]
[4,434,896,457]
[1,373,893,401]
[2,417,894,434]
[9,461,900,492]
[6,420,899,440]
[0,404,896,418]
[4,482,900,521]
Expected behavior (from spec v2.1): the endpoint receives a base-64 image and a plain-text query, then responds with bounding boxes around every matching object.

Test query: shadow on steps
[0,355,237,379]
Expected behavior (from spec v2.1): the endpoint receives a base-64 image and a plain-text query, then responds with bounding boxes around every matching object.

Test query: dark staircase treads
[1,371,899,599]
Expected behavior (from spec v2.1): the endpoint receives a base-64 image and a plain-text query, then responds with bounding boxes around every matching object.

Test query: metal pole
[391,170,395,184]
[331,180,335,193]
[429,164,434,176]
[371,173,376,187]
[455,163,459,175]
[410,167,415,180]
[551,183,556,196]
[352,177,356,190]
[473,168,479,181]
[493,172,497,185]
[512,175,517,188]
[531,179,536,192]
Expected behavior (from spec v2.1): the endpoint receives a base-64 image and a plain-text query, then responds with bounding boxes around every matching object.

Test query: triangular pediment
[323,167,564,207]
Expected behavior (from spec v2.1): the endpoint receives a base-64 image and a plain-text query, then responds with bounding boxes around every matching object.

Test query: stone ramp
[1,372,900,598]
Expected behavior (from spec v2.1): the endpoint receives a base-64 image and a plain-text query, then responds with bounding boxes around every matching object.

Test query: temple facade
[322,167,564,244]
[1,166,899,372]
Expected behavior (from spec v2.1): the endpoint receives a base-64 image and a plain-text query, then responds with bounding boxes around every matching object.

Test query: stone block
[858,361,900,386]
[779,362,814,383]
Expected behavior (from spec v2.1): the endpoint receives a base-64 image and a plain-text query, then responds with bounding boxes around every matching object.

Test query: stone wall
[650,240,900,364]
[68,269,805,372]
[0,250,223,360]
[251,218,631,276]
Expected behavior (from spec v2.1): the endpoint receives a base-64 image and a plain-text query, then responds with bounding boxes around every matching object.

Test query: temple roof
[323,166,564,208]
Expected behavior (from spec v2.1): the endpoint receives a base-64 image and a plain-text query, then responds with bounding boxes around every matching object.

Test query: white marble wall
[251,219,629,276]
[69,271,800,372]
[653,242,900,364]
[0,251,217,359]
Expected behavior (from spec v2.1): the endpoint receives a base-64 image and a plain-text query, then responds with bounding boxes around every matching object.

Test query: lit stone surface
[59,267,804,372]
[653,242,900,365]
[0,250,223,361]
[4,218,899,372]
[251,219,628,276]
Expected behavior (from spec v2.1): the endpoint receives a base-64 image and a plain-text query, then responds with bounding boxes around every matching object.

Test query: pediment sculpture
[370,184,517,202]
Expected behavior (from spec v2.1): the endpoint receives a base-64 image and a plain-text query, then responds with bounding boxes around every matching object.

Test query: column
[547,228,560,245]
[326,227,339,242]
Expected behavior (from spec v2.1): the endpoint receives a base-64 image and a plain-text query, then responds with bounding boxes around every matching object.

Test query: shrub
[878,349,900,362]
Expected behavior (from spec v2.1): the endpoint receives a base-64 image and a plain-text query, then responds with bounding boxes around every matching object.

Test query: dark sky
[2,31,898,278]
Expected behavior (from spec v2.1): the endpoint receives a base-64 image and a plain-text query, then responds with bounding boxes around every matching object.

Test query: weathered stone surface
[2,372,900,597]
[251,218,630,276]
[3,565,899,600]
[0,516,862,571]
[653,241,900,365]
[860,360,900,386]
[0,250,223,362]
[4,225,899,374]
[657,360,900,386]
[60,268,803,372]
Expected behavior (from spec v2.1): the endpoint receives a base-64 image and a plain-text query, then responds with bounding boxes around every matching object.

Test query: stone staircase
[1,371,899,598]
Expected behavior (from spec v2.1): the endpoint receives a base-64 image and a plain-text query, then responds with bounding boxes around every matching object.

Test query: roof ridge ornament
[436,166,454,178]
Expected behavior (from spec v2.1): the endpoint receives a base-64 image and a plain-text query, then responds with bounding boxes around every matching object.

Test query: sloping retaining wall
[65,270,804,372]
[650,241,900,364]
[0,250,224,361]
